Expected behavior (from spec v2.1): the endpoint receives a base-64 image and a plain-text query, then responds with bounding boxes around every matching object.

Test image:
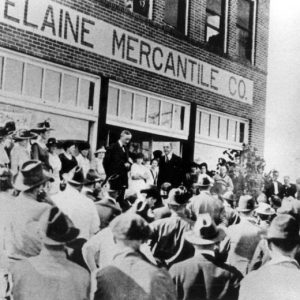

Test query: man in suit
[239,214,300,300]
[93,213,176,300]
[103,130,132,210]
[169,214,242,300]
[265,170,283,205]
[157,142,183,187]
[282,175,297,198]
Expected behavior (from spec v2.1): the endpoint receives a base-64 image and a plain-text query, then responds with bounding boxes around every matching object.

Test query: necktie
[165,156,169,163]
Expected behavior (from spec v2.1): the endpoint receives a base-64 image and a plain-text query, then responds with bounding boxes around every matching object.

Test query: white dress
[48,152,62,195]
[129,163,149,193]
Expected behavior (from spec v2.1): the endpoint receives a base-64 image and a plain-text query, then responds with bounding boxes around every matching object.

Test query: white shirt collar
[267,252,300,268]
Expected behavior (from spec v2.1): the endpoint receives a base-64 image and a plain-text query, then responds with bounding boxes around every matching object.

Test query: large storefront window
[107,81,190,140]
[195,106,249,167]
[0,49,100,147]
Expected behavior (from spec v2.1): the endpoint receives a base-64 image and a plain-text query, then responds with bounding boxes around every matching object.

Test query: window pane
[237,28,251,60]
[207,0,222,15]
[134,94,147,122]
[165,0,186,34]
[228,120,237,142]
[79,79,94,110]
[119,90,133,119]
[210,115,219,139]
[207,13,220,29]
[4,58,23,94]
[173,105,185,131]
[148,98,160,125]
[24,64,42,98]
[161,102,172,128]
[0,56,4,89]
[62,74,78,106]
[133,0,149,17]
[237,0,251,29]
[107,86,119,116]
[206,26,220,42]
[44,69,61,102]
[200,112,210,137]
[219,117,228,140]
[239,122,245,143]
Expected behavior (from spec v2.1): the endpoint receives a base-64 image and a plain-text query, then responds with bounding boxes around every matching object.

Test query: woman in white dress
[47,138,62,194]
[92,147,106,180]
[129,153,149,194]
[147,158,159,186]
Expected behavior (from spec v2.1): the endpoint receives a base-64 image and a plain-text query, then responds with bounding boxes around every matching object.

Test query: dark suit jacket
[281,183,297,198]
[158,153,184,187]
[265,181,283,199]
[169,254,242,300]
[103,142,130,189]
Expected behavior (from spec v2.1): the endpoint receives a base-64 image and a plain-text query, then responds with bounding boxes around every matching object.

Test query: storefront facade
[0,0,269,167]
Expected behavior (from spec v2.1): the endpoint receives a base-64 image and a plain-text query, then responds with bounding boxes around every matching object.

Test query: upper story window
[107,81,190,140]
[125,0,153,19]
[237,0,257,63]
[206,0,228,54]
[164,0,189,35]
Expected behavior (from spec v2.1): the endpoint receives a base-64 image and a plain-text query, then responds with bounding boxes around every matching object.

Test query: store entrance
[106,125,183,160]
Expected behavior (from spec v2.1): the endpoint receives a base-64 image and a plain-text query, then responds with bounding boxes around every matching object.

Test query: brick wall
[0,0,269,155]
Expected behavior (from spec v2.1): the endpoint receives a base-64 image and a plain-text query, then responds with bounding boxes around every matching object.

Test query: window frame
[236,0,257,64]
[205,0,229,54]
[164,0,190,36]
[195,106,249,150]
[125,0,154,20]
[107,81,191,140]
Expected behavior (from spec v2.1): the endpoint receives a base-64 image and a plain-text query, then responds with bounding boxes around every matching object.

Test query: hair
[268,238,299,252]
[120,130,132,137]
[134,152,144,161]
[151,158,158,165]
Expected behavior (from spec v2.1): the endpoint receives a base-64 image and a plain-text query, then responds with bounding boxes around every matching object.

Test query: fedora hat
[167,187,189,206]
[222,191,235,202]
[31,120,54,133]
[40,206,79,245]
[184,213,226,245]
[267,214,300,241]
[4,121,16,135]
[13,160,54,192]
[256,203,276,216]
[95,146,106,154]
[12,129,37,141]
[237,195,255,212]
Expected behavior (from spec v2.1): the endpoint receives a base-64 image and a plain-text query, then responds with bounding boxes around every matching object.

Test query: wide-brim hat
[256,203,276,216]
[85,169,103,185]
[13,160,54,192]
[184,213,226,245]
[31,120,54,133]
[95,146,106,154]
[166,187,189,206]
[46,138,58,148]
[222,191,235,202]
[4,121,16,135]
[40,206,79,245]
[12,130,37,141]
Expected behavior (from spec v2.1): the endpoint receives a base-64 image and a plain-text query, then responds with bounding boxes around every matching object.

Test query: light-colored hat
[12,129,37,141]
[95,146,106,154]
[256,203,276,216]
[237,195,255,212]
[184,213,226,245]
[222,191,235,202]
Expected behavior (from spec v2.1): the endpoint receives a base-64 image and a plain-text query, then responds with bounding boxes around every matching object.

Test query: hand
[124,162,131,170]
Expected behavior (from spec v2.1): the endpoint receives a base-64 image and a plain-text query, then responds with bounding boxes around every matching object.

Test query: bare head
[120,130,132,146]
[163,142,172,155]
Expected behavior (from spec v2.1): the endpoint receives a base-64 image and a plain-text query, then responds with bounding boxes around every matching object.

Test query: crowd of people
[0,123,299,299]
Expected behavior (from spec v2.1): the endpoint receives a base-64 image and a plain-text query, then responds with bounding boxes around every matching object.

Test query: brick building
[0,0,270,168]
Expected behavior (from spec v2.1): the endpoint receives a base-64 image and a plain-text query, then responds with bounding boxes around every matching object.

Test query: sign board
[0,0,254,104]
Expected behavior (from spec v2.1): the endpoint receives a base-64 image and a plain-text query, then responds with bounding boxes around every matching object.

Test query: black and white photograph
[0,0,298,299]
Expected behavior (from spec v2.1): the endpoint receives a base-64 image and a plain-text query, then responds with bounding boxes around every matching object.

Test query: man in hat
[170,214,242,300]
[222,191,240,226]
[10,206,90,300]
[255,202,276,231]
[103,130,132,210]
[52,167,100,241]
[150,187,194,267]
[10,130,37,175]
[92,213,176,300]
[4,161,54,260]
[226,195,263,275]
[158,142,184,188]
[239,214,300,300]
